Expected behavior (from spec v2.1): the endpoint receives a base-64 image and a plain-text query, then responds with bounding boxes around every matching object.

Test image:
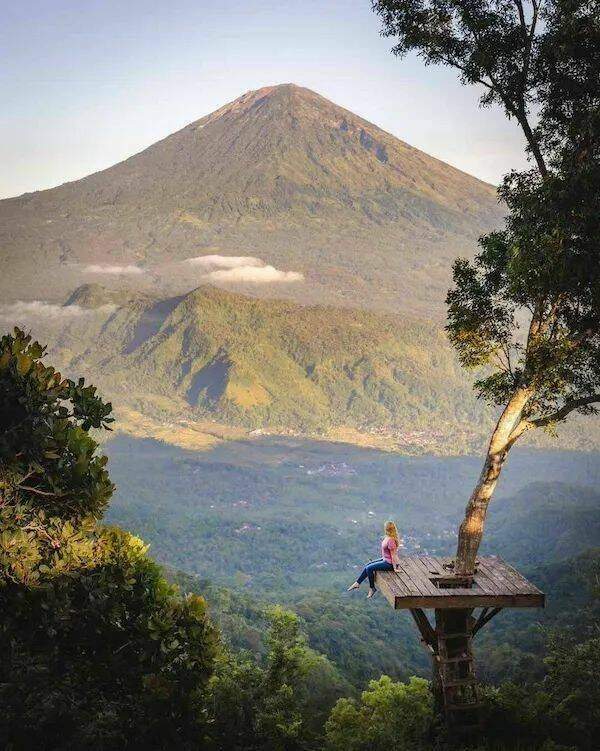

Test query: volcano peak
[0,84,503,317]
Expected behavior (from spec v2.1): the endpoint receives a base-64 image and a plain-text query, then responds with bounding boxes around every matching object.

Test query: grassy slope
[43,284,600,453]
[46,284,494,453]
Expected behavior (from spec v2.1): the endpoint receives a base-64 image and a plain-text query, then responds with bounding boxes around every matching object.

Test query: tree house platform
[377,554,545,610]
[375,554,544,732]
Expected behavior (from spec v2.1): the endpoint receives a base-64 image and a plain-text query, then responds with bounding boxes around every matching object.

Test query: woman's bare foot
[367,588,376,598]
[347,582,360,591]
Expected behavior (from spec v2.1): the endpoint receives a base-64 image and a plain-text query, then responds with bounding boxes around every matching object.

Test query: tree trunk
[455,389,531,576]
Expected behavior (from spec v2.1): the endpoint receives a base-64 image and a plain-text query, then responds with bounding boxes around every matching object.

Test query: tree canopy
[373,0,600,574]
[0,328,219,749]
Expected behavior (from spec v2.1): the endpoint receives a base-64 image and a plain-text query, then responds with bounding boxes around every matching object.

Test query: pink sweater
[381,535,398,564]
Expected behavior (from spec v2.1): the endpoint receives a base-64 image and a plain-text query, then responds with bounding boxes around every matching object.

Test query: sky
[0,0,530,199]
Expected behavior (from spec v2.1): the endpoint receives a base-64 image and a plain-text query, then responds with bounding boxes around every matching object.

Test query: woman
[347,521,401,598]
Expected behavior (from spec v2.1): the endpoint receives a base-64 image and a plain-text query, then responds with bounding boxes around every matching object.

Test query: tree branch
[18,485,64,498]
[528,395,600,428]
[509,394,600,444]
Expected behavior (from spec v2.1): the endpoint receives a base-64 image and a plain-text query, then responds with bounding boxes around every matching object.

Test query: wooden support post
[472,606,503,636]
[409,608,437,652]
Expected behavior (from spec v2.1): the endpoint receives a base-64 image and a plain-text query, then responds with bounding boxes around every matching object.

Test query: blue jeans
[357,558,393,589]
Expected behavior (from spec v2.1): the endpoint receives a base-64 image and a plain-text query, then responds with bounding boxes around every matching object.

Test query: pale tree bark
[455,388,532,577]
[455,387,600,576]
[455,303,551,577]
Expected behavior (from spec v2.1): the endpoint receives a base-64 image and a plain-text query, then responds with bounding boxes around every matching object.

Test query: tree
[373,0,600,574]
[325,675,433,751]
[203,606,348,751]
[0,329,219,749]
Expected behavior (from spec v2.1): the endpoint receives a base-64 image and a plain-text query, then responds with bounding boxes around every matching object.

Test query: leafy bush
[0,329,219,750]
[325,675,433,751]
[0,328,113,520]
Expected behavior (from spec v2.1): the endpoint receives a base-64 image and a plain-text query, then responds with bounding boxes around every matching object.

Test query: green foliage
[0,528,219,749]
[477,626,600,751]
[543,633,600,749]
[445,0,600,425]
[375,1,600,434]
[0,327,114,520]
[0,331,219,749]
[373,1,550,133]
[325,675,433,751]
[203,607,348,751]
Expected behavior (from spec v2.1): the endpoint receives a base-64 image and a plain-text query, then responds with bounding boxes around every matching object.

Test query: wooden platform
[377,555,545,610]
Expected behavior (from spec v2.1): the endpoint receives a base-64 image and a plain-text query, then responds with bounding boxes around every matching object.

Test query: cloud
[183,254,263,269]
[181,254,304,283]
[0,301,116,323]
[84,264,145,275]
[206,265,304,283]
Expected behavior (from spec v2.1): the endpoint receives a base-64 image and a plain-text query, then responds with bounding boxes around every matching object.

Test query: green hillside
[483,482,600,567]
[166,547,600,692]
[9,281,598,453]
[45,283,493,452]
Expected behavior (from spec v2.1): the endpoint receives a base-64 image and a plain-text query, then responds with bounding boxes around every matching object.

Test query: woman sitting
[347,520,401,598]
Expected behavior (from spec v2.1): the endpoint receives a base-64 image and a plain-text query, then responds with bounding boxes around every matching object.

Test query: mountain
[0,83,503,318]
[16,281,594,453]
[45,283,490,452]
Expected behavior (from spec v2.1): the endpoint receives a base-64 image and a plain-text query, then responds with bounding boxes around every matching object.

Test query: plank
[391,593,544,609]
[477,559,521,595]
[494,558,543,594]
[394,557,433,597]
[419,555,445,577]
[403,556,448,597]
[379,569,413,597]
[472,564,504,596]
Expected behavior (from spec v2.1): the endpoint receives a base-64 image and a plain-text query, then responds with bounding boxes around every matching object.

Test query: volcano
[0,83,503,317]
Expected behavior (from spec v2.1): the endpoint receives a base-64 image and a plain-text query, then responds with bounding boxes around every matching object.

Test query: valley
[103,433,600,688]
[105,434,600,594]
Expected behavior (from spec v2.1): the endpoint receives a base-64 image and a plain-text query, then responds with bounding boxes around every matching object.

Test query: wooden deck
[377,555,545,610]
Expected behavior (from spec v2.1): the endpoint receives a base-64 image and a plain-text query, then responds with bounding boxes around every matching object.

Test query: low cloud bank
[207,265,304,283]
[84,264,145,275]
[182,254,303,283]
[183,255,263,269]
[0,301,116,324]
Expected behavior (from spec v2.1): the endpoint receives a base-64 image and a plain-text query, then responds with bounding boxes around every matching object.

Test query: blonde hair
[384,520,399,545]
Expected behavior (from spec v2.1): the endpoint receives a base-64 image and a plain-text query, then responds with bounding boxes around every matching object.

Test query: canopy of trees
[373,0,600,574]
[0,329,219,749]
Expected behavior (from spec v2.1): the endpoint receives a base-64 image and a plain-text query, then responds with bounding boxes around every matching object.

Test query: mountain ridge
[0,83,504,318]
[17,281,591,454]
[38,282,490,453]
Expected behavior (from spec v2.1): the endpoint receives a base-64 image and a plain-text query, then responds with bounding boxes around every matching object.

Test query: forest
[1,0,599,748]
[1,328,598,751]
